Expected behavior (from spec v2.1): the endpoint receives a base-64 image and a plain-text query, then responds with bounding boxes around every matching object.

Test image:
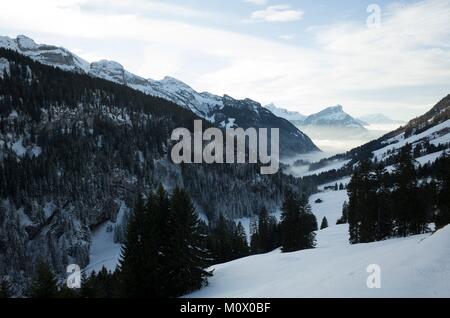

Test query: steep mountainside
[0,48,314,289]
[0,35,318,156]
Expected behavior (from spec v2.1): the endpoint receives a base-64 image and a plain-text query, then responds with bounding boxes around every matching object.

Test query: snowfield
[85,201,129,274]
[186,187,450,298]
[310,190,348,226]
[373,119,450,162]
[186,224,450,298]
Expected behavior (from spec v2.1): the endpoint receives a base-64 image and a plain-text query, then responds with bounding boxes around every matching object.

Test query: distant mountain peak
[16,35,38,49]
[302,105,365,129]
[325,105,343,112]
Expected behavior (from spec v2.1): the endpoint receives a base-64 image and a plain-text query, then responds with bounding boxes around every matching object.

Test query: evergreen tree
[394,144,427,236]
[117,195,147,297]
[250,232,259,255]
[208,214,234,263]
[79,271,96,298]
[58,284,79,298]
[257,207,270,253]
[280,191,301,252]
[436,155,450,229]
[374,165,393,240]
[299,212,318,249]
[29,262,59,298]
[145,186,171,297]
[347,165,363,244]
[337,201,348,225]
[320,217,329,230]
[164,187,212,297]
[280,191,317,252]
[250,207,281,254]
[232,222,250,259]
[0,278,13,298]
[118,191,168,297]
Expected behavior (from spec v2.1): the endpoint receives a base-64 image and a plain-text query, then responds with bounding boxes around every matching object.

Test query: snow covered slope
[187,224,450,298]
[187,183,450,298]
[0,35,318,156]
[373,119,450,162]
[310,190,348,226]
[84,201,129,274]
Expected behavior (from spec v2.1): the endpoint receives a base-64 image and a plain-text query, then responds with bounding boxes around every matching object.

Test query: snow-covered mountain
[0,47,315,292]
[358,113,405,126]
[0,35,318,156]
[265,103,306,122]
[0,35,228,118]
[301,105,366,129]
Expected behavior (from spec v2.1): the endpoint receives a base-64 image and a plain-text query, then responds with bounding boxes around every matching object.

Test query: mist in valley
[282,123,404,178]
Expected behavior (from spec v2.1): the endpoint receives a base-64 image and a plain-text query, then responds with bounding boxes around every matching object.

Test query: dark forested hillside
[0,48,314,292]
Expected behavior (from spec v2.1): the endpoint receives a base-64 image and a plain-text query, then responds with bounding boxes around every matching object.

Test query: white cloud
[279,34,295,40]
[244,0,269,5]
[0,0,449,119]
[250,5,304,22]
[63,0,208,18]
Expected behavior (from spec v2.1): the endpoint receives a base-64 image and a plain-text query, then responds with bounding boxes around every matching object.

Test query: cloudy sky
[1,0,449,120]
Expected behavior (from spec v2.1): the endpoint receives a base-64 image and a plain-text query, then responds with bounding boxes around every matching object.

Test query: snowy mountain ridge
[0,35,223,117]
[267,103,367,130]
[265,103,306,122]
[0,35,318,156]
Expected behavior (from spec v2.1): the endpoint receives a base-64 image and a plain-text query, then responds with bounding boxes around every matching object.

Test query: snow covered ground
[310,190,348,226]
[187,223,450,298]
[373,119,450,162]
[84,201,129,274]
[186,187,450,298]
[416,150,448,166]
